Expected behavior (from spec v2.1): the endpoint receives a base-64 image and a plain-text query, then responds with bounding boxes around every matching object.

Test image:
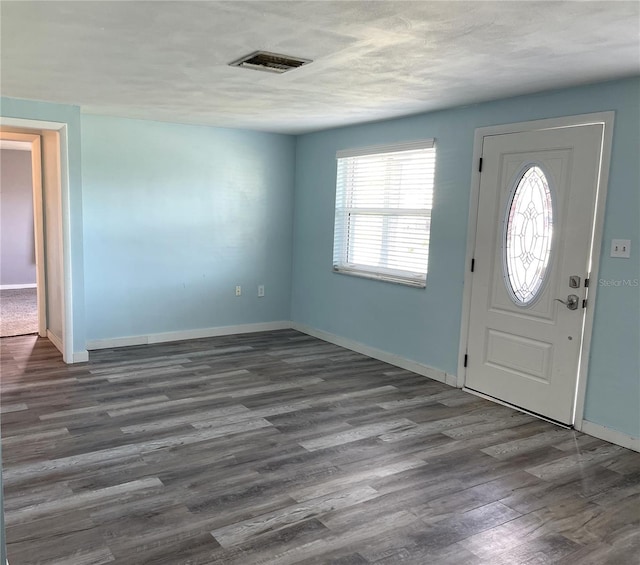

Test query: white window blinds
[333,140,436,287]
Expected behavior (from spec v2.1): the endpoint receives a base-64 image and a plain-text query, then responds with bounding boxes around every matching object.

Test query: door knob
[556,294,579,310]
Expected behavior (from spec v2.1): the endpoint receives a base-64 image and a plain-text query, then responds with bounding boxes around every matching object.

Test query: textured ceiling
[1,1,638,134]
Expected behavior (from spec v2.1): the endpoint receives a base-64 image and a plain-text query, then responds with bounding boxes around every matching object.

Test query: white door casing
[1,119,74,362]
[464,123,606,425]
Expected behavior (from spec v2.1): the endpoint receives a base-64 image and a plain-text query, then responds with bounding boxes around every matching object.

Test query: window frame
[332,139,436,288]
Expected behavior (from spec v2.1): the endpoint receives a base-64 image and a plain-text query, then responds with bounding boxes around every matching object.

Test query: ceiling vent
[229,51,312,74]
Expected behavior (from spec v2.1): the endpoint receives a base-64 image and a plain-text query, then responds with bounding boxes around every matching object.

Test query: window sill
[332,266,426,288]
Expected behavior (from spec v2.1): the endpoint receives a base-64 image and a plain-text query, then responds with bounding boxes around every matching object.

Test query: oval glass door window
[504,165,554,306]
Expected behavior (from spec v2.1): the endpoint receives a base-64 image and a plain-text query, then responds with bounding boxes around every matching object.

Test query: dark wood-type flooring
[1,330,639,564]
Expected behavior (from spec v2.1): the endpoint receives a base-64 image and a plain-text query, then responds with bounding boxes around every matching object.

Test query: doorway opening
[0,141,39,337]
[0,126,67,359]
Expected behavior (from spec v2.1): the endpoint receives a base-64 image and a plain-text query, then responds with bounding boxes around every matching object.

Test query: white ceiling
[1,1,638,134]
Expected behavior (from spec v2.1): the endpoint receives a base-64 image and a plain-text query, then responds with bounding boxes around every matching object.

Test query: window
[332,140,436,287]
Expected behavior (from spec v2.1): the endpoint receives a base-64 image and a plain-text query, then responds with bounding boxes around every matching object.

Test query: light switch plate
[610,239,631,258]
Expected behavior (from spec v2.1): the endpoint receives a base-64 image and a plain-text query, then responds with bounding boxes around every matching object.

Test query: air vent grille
[229,51,312,74]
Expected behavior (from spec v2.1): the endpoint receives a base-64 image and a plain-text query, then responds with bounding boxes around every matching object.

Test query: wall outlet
[235,285,242,296]
[258,285,265,297]
[611,239,631,258]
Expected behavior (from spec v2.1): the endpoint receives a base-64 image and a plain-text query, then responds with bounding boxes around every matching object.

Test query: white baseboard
[0,283,36,290]
[46,330,88,364]
[579,420,639,452]
[291,322,458,388]
[86,321,292,351]
[72,350,89,363]
[47,329,64,355]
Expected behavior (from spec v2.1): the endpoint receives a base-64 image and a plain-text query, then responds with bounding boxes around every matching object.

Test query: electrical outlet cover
[611,239,631,258]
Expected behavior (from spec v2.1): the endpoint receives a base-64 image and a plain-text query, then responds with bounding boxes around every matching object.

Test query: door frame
[0,118,73,363]
[458,112,615,431]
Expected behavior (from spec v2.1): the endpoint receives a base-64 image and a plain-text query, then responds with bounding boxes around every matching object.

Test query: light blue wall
[291,77,640,438]
[81,115,295,340]
[2,80,637,437]
[0,97,86,355]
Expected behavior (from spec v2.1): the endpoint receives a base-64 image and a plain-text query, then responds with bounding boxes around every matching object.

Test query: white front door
[465,124,604,425]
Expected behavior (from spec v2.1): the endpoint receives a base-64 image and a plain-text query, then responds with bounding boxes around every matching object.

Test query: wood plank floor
[1,330,639,565]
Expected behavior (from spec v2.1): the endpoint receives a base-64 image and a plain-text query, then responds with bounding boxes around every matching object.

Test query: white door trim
[458,112,615,430]
[0,118,74,363]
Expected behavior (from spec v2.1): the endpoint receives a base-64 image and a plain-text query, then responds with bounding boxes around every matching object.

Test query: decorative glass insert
[504,165,554,305]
